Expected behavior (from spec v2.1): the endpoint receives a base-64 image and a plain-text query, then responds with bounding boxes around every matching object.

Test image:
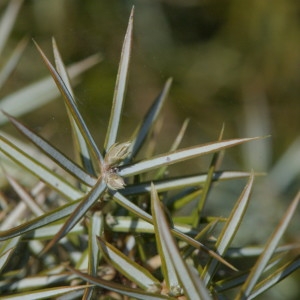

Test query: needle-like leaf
[0,134,83,200]
[122,171,254,195]
[126,78,172,162]
[83,212,104,300]
[151,185,181,294]
[106,216,195,234]
[235,190,300,299]
[112,191,237,271]
[119,137,263,177]
[33,40,103,164]
[0,247,15,272]
[0,237,21,272]
[104,7,134,150]
[67,265,171,300]
[2,111,97,186]
[151,183,212,299]
[41,178,106,254]
[87,213,103,276]
[0,285,88,300]
[52,38,96,175]
[202,172,254,286]
[249,256,300,299]
[0,198,81,241]
[192,125,225,227]
[97,237,160,291]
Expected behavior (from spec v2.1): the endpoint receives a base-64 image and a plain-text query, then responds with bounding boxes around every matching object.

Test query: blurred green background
[1,0,299,298]
[4,0,299,169]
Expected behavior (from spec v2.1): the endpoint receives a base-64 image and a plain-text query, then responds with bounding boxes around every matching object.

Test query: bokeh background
[1,0,299,299]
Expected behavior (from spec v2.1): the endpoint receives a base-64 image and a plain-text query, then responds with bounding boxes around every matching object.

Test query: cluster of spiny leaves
[0,5,299,300]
